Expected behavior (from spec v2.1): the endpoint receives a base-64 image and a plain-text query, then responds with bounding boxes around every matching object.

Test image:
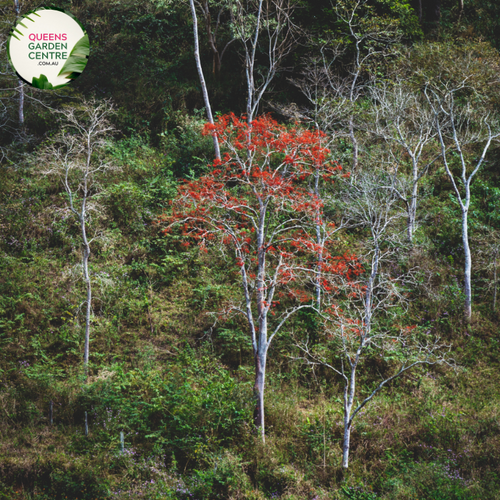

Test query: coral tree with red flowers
[162,113,357,442]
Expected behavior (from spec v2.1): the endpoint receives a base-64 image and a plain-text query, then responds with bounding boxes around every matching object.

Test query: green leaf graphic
[32,74,54,89]
[71,35,90,57]
[59,58,88,75]
[65,72,82,80]
[58,34,89,79]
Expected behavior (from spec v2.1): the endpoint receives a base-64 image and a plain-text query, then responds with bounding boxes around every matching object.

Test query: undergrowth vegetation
[1,132,499,497]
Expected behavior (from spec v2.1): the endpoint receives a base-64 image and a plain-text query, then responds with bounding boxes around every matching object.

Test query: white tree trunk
[254,349,266,443]
[342,369,356,468]
[254,204,268,443]
[189,0,221,160]
[313,168,323,309]
[342,419,352,468]
[349,116,358,174]
[407,163,419,242]
[458,0,464,21]
[246,0,263,125]
[82,225,91,374]
[462,209,472,321]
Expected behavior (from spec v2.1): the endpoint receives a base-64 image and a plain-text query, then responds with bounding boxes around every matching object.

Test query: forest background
[1,0,500,498]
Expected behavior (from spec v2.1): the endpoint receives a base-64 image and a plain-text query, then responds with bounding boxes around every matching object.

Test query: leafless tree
[292,0,402,175]
[230,0,299,124]
[307,155,347,311]
[294,171,456,468]
[370,80,441,242]
[39,99,117,377]
[425,83,500,321]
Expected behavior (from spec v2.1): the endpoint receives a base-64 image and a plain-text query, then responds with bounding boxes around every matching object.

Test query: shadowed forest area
[1,0,500,498]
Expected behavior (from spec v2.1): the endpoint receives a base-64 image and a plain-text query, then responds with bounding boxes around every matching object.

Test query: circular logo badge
[7,7,89,89]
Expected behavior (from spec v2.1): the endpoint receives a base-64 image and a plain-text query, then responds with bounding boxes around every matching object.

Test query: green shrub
[80,352,252,462]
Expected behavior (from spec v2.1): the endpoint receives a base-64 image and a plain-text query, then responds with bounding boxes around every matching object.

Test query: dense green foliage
[1,0,500,498]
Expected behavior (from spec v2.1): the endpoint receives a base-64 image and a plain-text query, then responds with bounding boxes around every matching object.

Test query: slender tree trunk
[407,211,414,243]
[342,371,355,468]
[314,168,323,310]
[83,229,90,432]
[458,0,464,22]
[315,232,323,310]
[246,63,254,125]
[462,209,472,321]
[253,212,269,444]
[365,247,378,329]
[406,160,420,242]
[408,184,418,243]
[245,0,264,126]
[81,133,92,376]
[342,419,352,468]
[189,0,221,160]
[82,223,91,375]
[342,241,377,468]
[349,116,358,174]
[245,46,256,126]
[253,350,266,443]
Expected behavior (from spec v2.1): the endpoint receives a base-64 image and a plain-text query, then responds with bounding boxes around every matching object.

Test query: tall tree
[370,80,440,243]
[40,99,116,376]
[294,0,402,175]
[295,171,455,468]
[425,84,500,321]
[163,113,349,442]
